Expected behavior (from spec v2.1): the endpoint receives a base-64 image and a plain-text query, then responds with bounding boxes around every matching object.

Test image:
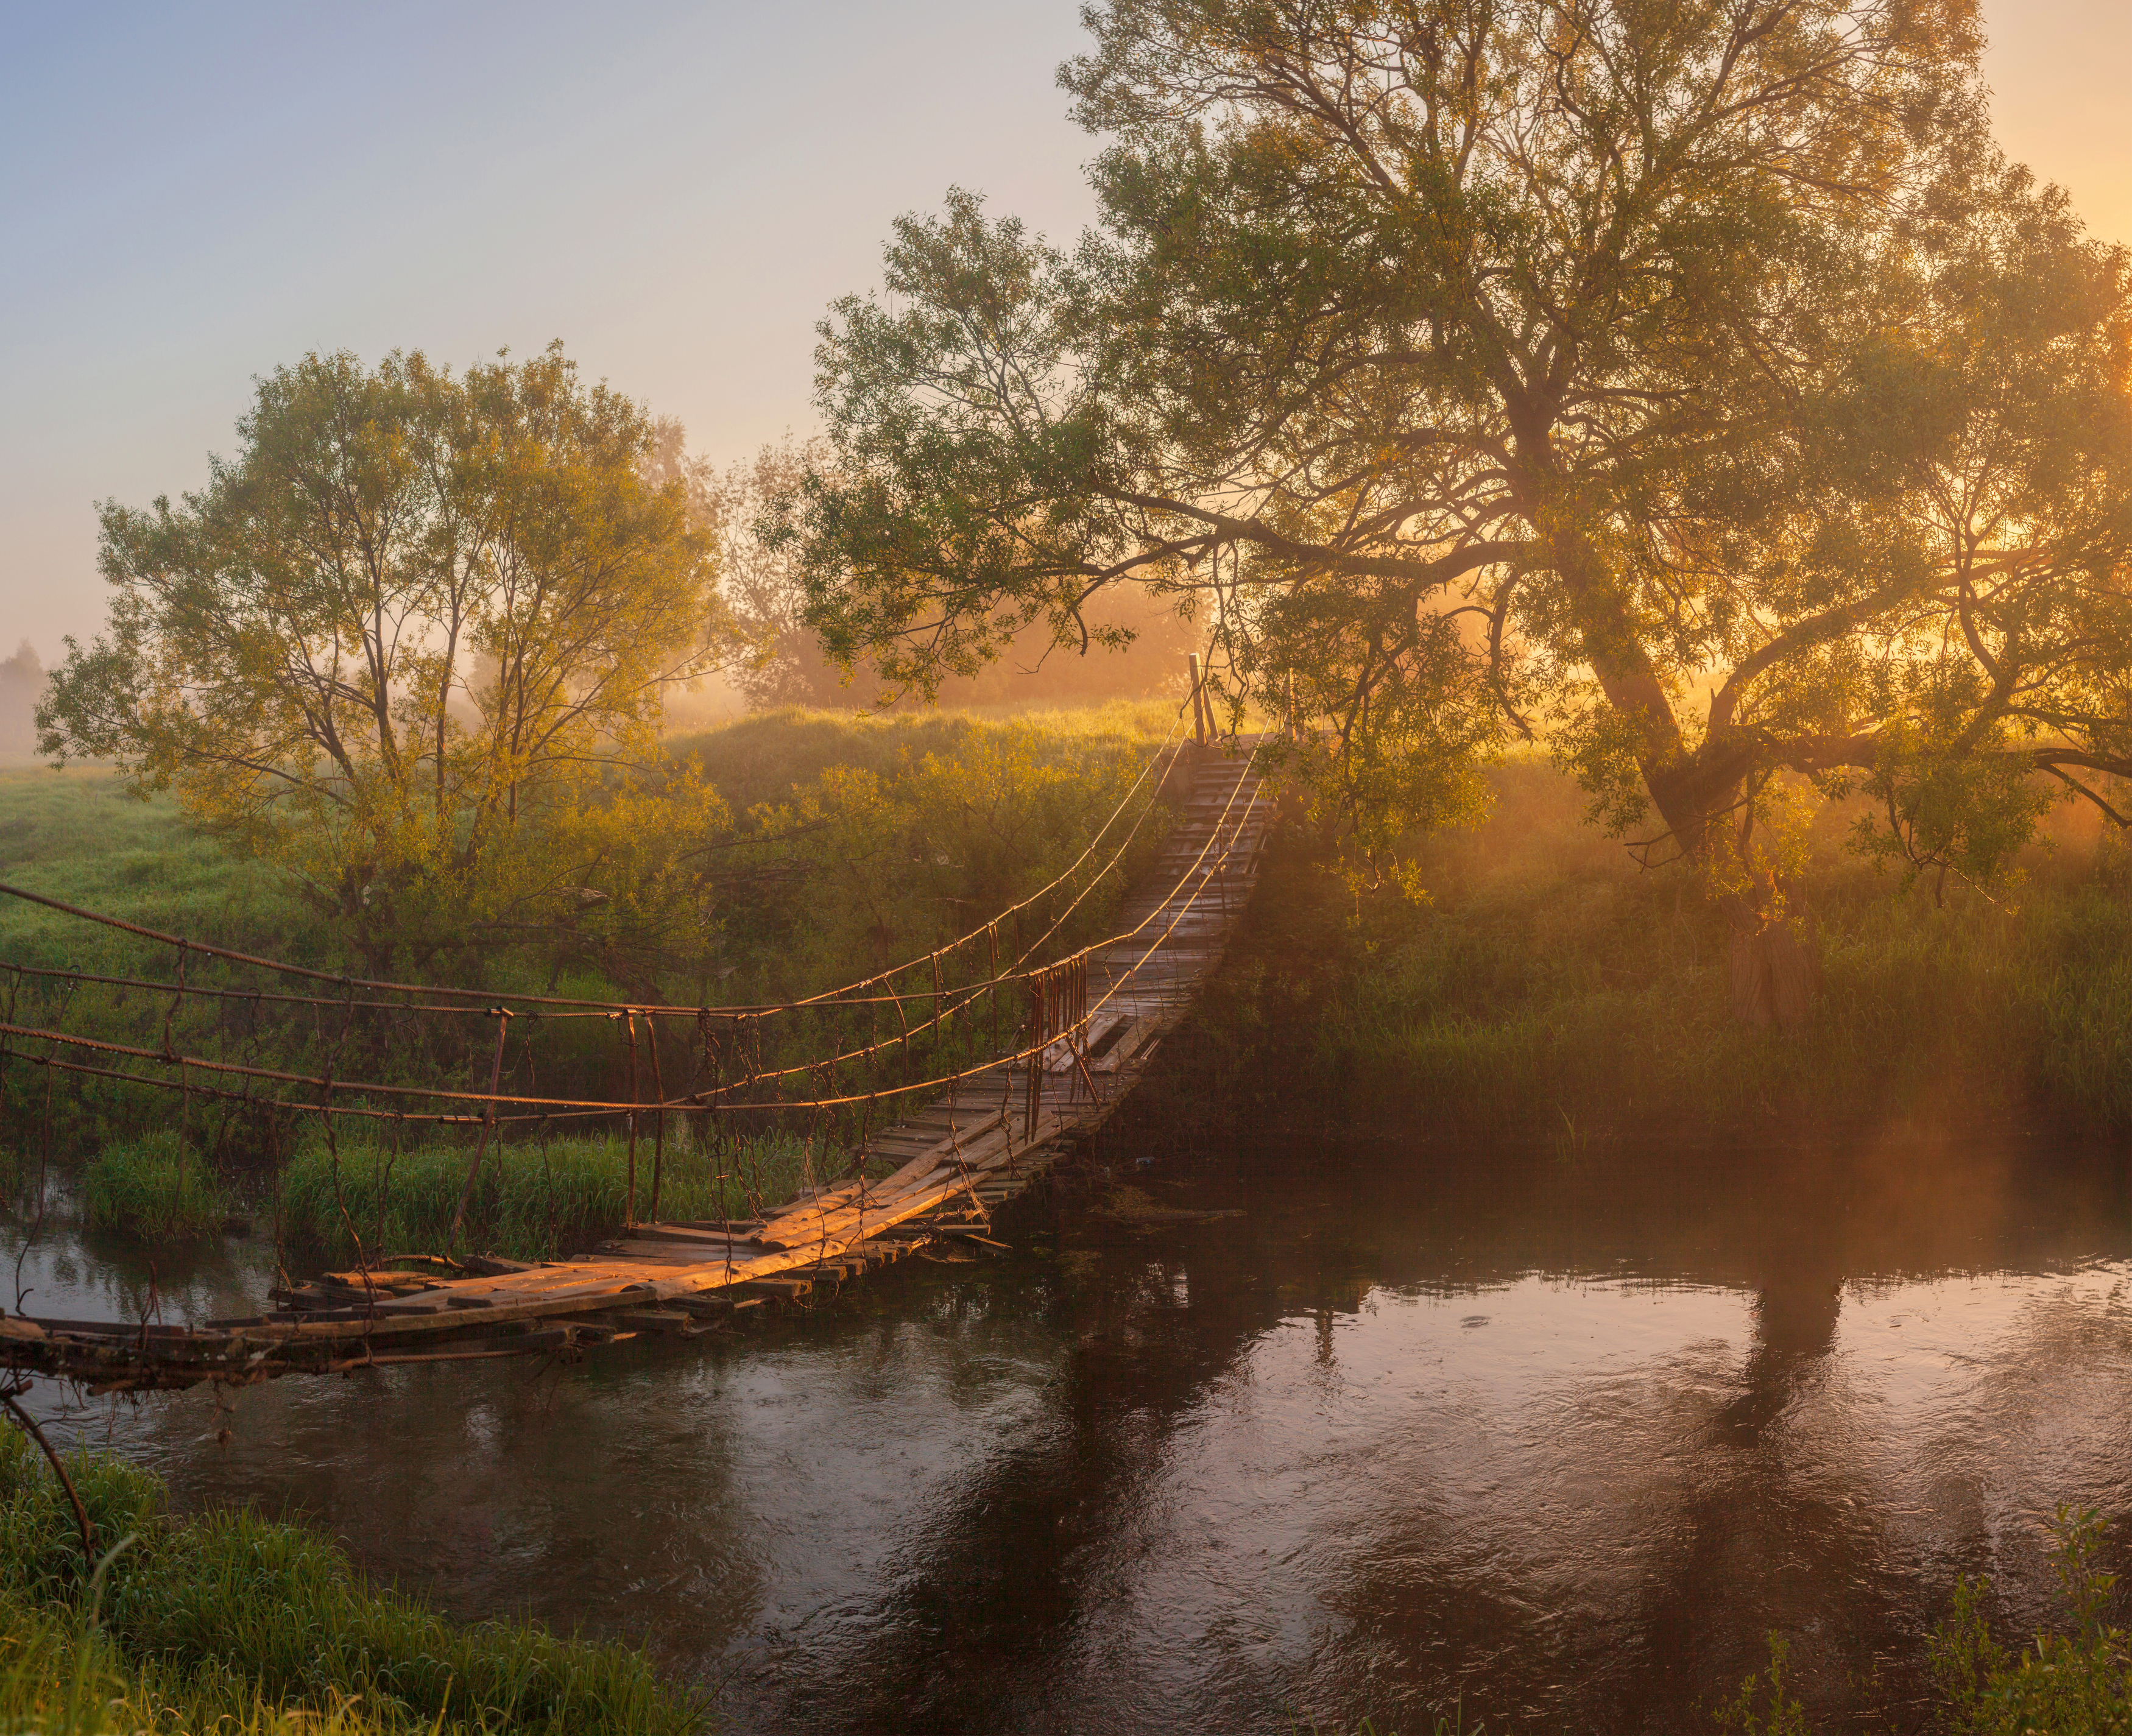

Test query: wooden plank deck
[0,746,1271,1390]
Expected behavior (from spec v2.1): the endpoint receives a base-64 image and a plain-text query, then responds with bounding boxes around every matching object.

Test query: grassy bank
[0,1433,699,1734]
[0,705,1179,996]
[1177,756,2132,1141]
[0,767,327,974]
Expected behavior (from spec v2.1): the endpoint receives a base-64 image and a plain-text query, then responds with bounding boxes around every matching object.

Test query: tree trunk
[1728,911,1815,1029]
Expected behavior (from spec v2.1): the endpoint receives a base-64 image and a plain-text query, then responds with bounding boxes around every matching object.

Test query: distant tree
[676,432,1198,711]
[0,641,43,754]
[786,0,2132,1017]
[703,437,876,708]
[40,345,733,970]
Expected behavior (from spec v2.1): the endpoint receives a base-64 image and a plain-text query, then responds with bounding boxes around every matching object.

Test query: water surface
[13,1124,2132,1732]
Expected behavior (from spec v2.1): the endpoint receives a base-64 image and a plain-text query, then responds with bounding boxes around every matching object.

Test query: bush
[1929,1506,2132,1735]
[1710,1508,2132,1735]
[0,1432,702,1734]
[77,1132,222,1240]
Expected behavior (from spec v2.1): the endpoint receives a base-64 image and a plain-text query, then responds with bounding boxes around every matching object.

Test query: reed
[276,1130,826,1262]
[77,1131,225,1240]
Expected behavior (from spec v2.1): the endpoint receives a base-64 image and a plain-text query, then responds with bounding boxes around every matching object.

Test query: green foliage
[1930,1507,2132,1735]
[0,1433,700,1734]
[1846,722,2061,899]
[77,1132,222,1241]
[794,0,2132,902]
[1700,1511,2132,1735]
[278,1132,814,1263]
[1717,1634,1812,1736]
[697,707,1173,1001]
[0,707,1182,1173]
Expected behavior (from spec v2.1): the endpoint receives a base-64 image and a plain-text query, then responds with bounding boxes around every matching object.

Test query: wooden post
[987,923,999,1050]
[1188,653,1209,746]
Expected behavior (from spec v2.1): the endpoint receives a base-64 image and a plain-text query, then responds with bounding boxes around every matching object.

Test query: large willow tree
[41,345,729,972]
[787,0,2132,1009]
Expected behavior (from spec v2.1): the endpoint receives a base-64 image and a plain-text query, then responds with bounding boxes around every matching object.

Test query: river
[11,1120,2132,1732]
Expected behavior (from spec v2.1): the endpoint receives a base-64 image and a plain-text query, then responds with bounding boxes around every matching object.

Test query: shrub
[1929,1506,2132,1735]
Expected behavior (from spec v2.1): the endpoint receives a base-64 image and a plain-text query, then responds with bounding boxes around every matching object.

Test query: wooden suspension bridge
[0,743,1271,1392]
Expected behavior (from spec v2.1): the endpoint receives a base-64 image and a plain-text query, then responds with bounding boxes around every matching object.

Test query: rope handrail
[668,741,1266,1103]
[0,957,1029,1020]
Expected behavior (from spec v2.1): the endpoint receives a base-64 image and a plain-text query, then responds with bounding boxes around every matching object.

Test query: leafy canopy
[786,0,2132,895]
[40,345,732,969]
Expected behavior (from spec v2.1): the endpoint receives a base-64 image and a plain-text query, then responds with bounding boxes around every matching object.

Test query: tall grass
[78,1132,224,1240]
[277,1131,825,1261]
[0,1583,414,1733]
[0,1433,701,1734]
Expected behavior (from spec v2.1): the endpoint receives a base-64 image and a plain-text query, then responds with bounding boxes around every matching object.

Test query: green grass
[0,768,327,976]
[0,1433,702,1734]
[277,1130,830,1262]
[77,1132,225,1240]
[0,1584,425,1733]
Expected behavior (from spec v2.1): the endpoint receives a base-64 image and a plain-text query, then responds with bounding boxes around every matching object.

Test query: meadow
[9,714,2131,1245]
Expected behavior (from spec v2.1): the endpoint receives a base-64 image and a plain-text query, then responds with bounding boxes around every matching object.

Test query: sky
[2,0,2127,662]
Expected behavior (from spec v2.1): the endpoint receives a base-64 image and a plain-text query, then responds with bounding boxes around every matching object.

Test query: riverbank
[0,1432,701,1734]
[1160,757,2132,1144]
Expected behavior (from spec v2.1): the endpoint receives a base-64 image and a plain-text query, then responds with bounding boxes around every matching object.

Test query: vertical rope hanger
[621,1010,641,1226]
[448,1007,514,1253]
[645,1015,668,1224]
[159,938,190,1240]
